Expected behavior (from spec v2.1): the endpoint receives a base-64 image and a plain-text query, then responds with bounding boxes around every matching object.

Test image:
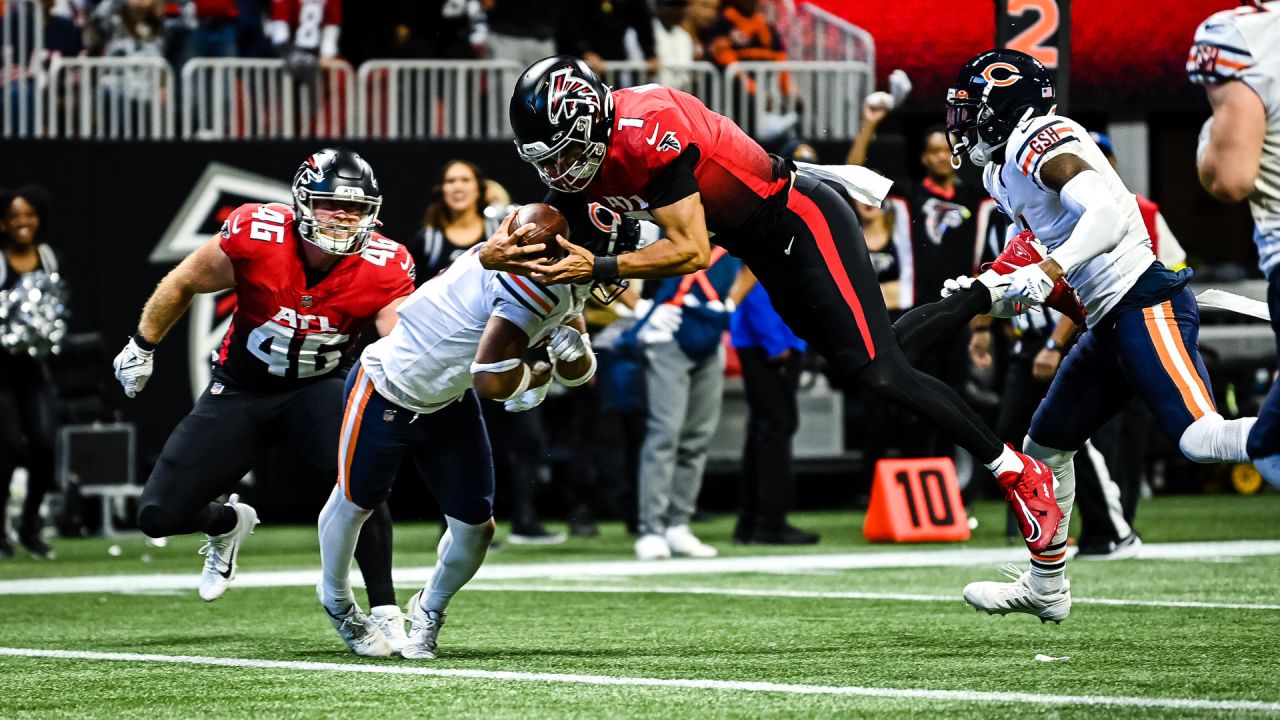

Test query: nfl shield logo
[210,382,224,395]
[301,295,313,308]
[383,409,397,422]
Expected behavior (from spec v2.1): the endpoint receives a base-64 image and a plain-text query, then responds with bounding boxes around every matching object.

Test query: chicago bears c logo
[980,62,1022,87]
[547,67,601,125]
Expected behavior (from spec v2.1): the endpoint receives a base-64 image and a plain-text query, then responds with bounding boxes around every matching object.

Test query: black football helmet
[945,49,1056,167]
[510,56,615,192]
[292,147,382,255]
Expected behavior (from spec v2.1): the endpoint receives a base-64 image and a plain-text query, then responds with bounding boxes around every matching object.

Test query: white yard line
[2,540,1279,607]
[1,647,1276,714]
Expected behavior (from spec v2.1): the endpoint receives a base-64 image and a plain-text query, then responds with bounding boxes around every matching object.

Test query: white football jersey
[983,113,1154,327]
[360,247,587,414]
[1189,2,1280,276]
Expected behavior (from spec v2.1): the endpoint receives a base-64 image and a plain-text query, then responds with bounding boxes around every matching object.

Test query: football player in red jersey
[112,149,417,650]
[485,56,1061,553]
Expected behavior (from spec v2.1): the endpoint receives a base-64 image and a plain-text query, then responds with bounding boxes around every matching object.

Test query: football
[514,203,570,261]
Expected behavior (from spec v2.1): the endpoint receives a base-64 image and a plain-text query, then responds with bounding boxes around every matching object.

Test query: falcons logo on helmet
[547,66,601,125]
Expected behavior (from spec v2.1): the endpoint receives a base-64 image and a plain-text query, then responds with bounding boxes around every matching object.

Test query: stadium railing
[721,60,871,143]
[356,59,522,140]
[181,58,356,140]
[789,2,876,66]
[2,0,45,139]
[45,56,174,140]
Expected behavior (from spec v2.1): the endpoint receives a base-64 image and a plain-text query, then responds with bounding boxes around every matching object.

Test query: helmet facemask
[294,187,382,255]
[945,88,1003,167]
[516,114,607,193]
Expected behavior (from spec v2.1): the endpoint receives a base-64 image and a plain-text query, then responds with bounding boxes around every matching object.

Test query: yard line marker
[465,583,1280,612]
[1,647,1277,713]
[3,540,1280,597]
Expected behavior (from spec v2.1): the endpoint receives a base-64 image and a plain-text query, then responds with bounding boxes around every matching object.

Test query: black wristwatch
[1043,338,1061,353]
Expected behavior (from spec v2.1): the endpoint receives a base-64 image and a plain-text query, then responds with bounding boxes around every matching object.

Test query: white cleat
[664,524,717,558]
[197,494,259,602]
[370,605,410,654]
[634,533,672,560]
[318,590,392,658]
[402,589,445,660]
[963,564,1072,624]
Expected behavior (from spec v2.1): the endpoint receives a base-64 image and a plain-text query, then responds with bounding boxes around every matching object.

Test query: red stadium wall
[806,0,1239,111]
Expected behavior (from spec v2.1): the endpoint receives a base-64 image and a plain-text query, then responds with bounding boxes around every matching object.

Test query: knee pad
[1022,436,1075,469]
[137,504,180,539]
[1179,412,1253,464]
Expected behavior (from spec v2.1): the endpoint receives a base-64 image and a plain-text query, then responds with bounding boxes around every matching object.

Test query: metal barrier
[793,2,876,66]
[721,60,871,142]
[2,0,44,138]
[45,57,174,140]
[597,60,724,115]
[182,58,355,140]
[357,59,521,140]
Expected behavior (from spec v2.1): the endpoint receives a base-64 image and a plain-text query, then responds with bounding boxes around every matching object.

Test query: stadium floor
[2,495,1279,718]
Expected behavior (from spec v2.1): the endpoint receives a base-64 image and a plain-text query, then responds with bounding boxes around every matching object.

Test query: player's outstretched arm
[477,210,551,274]
[137,234,236,345]
[547,315,595,387]
[1198,81,1266,203]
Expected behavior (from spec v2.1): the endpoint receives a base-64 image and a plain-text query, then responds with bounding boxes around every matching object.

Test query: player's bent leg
[316,487,390,658]
[403,516,496,661]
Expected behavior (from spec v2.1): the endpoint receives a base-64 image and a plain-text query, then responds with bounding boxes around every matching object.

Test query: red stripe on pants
[785,189,876,359]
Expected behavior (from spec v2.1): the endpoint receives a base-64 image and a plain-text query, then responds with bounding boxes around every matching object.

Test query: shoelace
[197,540,229,572]
[997,562,1025,583]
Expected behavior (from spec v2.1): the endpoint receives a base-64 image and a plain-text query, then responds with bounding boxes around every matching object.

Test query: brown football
[514,203,569,261]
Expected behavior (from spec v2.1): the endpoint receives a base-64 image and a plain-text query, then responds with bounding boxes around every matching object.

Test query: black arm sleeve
[643,145,701,210]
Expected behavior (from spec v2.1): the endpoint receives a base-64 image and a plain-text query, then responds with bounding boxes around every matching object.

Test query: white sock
[422,516,494,615]
[317,485,373,612]
[1180,412,1255,463]
[984,444,1024,476]
[1023,438,1075,594]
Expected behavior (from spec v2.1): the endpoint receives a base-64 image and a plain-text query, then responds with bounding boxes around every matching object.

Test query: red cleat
[996,449,1062,554]
[982,230,1087,324]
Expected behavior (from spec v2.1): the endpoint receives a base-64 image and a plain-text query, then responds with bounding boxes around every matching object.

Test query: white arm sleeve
[320,24,340,59]
[1045,170,1125,274]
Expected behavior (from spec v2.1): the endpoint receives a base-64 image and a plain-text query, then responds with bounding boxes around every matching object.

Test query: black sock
[355,503,396,608]
[199,503,239,536]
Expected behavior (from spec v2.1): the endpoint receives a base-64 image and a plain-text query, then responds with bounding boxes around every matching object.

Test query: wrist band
[132,333,158,352]
[592,254,620,282]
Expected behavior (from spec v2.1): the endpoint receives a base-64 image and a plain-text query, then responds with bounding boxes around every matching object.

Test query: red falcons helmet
[510,56,615,192]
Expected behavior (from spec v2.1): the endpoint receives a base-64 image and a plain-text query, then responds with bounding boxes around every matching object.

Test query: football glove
[1002,263,1056,307]
[547,325,591,364]
[504,379,550,413]
[112,337,155,398]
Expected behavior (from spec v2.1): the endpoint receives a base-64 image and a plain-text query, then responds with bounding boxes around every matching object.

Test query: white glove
[548,325,591,363]
[112,337,155,398]
[888,69,913,107]
[940,275,976,299]
[504,380,549,412]
[1001,264,1055,307]
[647,302,682,334]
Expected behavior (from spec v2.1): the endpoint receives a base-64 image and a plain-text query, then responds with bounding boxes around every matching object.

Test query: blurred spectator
[391,0,486,60]
[651,0,692,90]
[185,0,239,60]
[88,0,165,59]
[730,275,818,545]
[682,0,719,60]
[1091,131,1188,272]
[853,194,910,312]
[0,185,63,560]
[269,0,340,79]
[483,0,558,69]
[705,0,791,102]
[559,0,655,78]
[412,159,502,279]
[412,160,563,545]
[630,248,747,560]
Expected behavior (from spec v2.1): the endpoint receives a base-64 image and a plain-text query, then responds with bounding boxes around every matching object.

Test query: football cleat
[197,494,259,602]
[981,230,1087,324]
[402,589,445,660]
[1075,533,1143,561]
[963,564,1072,623]
[318,588,393,658]
[996,450,1062,554]
[370,605,410,653]
[664,525,717,558]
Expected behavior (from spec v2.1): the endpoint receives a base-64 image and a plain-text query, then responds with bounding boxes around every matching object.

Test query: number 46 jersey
[213,202,416,392]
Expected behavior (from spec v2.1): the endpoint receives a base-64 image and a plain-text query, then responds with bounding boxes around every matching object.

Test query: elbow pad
[1046,170,1125,274]
[553,350,596,387]
[470,358,530,401]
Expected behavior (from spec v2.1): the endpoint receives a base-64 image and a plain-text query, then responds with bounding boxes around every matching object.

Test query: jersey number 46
[247,321,349,378]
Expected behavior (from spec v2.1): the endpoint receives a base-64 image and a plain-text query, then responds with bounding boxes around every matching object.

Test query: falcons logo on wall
[547,66,601,125]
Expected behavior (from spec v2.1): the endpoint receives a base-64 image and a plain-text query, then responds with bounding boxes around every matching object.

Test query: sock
[423,516,494,614]
[199,502,238,537]
[318,485,373,612]
[1023,439,1076,594]
[984,445,1024,477]
[1180,412,1255,463]
[354,503,397,609]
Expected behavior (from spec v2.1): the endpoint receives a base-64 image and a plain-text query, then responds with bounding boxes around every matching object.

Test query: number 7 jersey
[213,202,416,392]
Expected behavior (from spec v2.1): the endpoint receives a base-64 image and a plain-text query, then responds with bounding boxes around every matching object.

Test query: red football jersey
[585,85,790,245]
[270,0,341,53]
[214,202,415,391]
